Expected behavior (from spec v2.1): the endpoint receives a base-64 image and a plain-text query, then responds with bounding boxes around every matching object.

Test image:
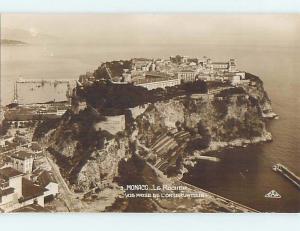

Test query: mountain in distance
[2,27,60,45]
[1,39,27,45]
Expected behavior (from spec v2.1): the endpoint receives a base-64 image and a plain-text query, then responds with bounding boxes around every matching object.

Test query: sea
[1,43,299,212]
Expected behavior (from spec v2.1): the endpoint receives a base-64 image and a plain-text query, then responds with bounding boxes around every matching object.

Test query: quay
[272,164,300,189]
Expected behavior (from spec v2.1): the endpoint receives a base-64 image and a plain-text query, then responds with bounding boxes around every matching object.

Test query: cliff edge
[33,73,275,211]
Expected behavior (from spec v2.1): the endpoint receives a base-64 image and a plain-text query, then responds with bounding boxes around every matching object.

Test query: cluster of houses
[0,144,58,212]
[78,55,249,91]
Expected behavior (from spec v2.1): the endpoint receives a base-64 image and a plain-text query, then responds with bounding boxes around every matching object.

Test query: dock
[272,164,300,190]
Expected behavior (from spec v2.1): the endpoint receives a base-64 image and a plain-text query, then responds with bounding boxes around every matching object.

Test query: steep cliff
[36,73,275,191]
[133,75,274,175]
[40,107,131,192]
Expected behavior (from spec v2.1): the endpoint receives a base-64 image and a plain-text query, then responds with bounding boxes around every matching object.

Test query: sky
[1,13,300,46]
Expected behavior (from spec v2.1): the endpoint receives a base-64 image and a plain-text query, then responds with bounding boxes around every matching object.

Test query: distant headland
[1,39,27,46]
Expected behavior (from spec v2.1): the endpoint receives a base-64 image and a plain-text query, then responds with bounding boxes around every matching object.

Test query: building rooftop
[19,178,47,203]
[0,187,14,197]
[145,71,170,78]
[177,70,195,73]
[31,143,42,152]
[37,171,57,187]
[212,62,229,65]
[0,167,23,180]
[11,150,34,160]
[1,135,13,140]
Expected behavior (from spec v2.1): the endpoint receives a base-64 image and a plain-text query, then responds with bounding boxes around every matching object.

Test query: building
[131,58,152,71]
[212,62,230,71]
[176,70,197,82]
[224,71,247,86]
[18,177,47,208]
[229,59,237,72]
[0,167,23,204]
[0,135,14,148]
[11,151,34,174]
[79,72,94,85]
[235,71,246,80]
[122,72,132,82]
[212,59,238,73]
[37,171,58,200]
[0,167,47,212]
[4,103,70,128]
[135,78,180,90]
[197,74,212,81]
[30,142,42,155]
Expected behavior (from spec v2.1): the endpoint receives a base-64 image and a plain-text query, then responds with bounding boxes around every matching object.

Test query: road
[45,152,83,211]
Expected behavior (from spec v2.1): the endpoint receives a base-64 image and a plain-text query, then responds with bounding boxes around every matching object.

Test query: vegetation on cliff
[76,80,207,115]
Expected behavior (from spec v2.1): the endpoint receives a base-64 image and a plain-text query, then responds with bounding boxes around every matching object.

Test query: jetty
[272,164,300,189]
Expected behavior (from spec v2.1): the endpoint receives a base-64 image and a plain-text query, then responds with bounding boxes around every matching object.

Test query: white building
[176,70,197,82]
[136,78,180,90]
[0,135,14,148]
[11,151,34,174]
[37,171,58,200]
[0,167,47,212]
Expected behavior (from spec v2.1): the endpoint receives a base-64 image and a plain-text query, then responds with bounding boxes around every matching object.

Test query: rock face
[135,83,272,148]
[37,73,275,191]
[43,108,131,192]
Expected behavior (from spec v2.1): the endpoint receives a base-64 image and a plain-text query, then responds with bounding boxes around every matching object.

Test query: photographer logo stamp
[265,190,281,199]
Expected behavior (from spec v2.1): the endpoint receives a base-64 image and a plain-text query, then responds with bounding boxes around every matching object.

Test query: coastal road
[45,152,83,211]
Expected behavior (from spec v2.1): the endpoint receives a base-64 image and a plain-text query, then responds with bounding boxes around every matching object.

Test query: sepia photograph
[0,13,299,213]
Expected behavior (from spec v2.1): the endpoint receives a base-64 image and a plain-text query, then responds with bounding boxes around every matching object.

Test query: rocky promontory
[33,69,276,211]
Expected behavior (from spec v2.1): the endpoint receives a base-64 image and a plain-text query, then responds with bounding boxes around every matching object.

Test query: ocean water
[1,43,299,212]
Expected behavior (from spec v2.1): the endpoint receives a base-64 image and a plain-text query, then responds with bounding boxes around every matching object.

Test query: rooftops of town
[0,187,14,197]
[1,135,13,140]
[19,178,47,202]
[37,171,57,187]
[0,167,23,180]
[11,150,34,160]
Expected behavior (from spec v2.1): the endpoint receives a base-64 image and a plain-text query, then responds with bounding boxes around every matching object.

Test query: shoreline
[182,131,272,171]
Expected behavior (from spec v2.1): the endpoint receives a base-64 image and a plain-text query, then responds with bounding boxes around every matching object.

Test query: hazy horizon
[1,14,300,47]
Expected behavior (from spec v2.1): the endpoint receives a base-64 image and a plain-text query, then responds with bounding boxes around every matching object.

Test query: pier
[272,164,300,189]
